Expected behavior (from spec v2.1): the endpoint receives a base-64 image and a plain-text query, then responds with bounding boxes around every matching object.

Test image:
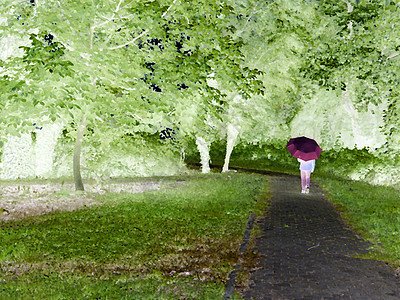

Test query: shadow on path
[238,173,400,299]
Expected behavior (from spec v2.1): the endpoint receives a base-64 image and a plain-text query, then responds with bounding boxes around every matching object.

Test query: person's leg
[305,171,311,193]
[300,170,306,192]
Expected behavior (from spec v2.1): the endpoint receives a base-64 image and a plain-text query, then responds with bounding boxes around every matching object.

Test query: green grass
[0,173,269,299]
[1,273,225,299]
[314,175,400,268]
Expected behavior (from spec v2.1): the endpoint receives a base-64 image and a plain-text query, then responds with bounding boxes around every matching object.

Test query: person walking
[298,158,315,194]
[286,136,321,194]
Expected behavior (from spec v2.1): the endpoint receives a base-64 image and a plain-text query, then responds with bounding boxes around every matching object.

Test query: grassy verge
[314,174,400,270]
[0,172,269,299]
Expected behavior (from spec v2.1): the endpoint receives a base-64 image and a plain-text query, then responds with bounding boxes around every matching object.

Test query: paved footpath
[243,173,400,299]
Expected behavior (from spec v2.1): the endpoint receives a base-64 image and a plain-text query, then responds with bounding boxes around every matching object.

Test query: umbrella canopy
[286,136,322,161]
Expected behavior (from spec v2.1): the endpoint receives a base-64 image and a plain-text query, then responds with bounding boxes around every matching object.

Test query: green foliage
[2,0,400,183]
[0,0,266,183]
[19,32,74,76]
[189,141,299,174]
[53,125,185,178]
[0,173,269,298]
[316,147,379,175]
[301,0,398,107]
[0,0,262,121]
[222,0,318,142]
[221,143,400,188]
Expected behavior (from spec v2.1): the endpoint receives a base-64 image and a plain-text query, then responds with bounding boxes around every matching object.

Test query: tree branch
[101,33,114,48]
[121,0,135,10]
[106,29,149,50]
[93,0,123,29]
[347,20,353,39]
[162,0,178,18]
[88,24,94,49]
[116,0,123,12]
[342,0,353,13]
[342,0,353,39]
[388,53,399,59]
[105,0,178,50]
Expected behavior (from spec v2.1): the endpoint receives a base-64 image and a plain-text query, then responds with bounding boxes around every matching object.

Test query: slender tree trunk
[196,136,211,173]
[73,115,87,191]
[222,123,240,172]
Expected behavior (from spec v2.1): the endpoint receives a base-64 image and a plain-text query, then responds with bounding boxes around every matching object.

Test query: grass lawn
[0,172,269,299]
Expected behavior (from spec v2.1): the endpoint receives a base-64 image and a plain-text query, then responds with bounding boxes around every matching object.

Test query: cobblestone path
[243,174,400,299]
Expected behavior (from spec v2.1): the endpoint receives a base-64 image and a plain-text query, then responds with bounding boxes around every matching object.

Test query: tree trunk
[196,136,211,173]
[222,123,240,172]
[73,115,87,191]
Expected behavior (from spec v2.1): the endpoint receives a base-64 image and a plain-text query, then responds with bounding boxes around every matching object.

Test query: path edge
[223,213,256,299]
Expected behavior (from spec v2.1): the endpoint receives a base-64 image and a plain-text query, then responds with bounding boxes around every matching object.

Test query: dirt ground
[0,179,174,221]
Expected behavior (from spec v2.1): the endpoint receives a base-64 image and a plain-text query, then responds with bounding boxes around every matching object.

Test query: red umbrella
[286,136,321,161]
